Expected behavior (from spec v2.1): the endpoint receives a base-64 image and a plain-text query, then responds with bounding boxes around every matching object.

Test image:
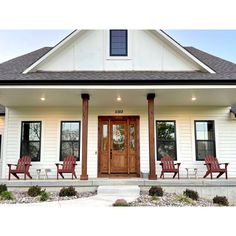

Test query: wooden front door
[98,116,140,177]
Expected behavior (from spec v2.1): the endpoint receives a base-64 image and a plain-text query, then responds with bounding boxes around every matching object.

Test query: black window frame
[194,120,216,161]
[0,134,2,159]
[156,120,177,161]
[60,121,81,162]
[20,121,42,162]
[109,30,128,57]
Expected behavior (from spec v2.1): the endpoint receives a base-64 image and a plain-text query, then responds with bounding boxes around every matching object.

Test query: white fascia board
[156,30,216,74]
[23,30,81,74]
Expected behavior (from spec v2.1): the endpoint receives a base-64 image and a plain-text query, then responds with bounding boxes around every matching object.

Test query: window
[195,121,216,161]
[60,121,80,161]
[20,121,41,162]
[110,30,128,56]
[156,121,177,160]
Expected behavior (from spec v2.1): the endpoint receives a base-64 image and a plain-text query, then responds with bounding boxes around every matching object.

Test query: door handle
[110,149,112,159]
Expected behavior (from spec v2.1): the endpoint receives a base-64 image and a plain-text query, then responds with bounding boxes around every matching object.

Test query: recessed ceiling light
[117,96,122,101]
[192,97,197,101]
[40,97,46,101]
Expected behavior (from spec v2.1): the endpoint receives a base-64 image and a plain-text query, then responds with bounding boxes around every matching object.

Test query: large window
[60,121,80,161]
[20,121,41,162]
[195,121,216,161]
[156,121,177,160]
[110,30,128,56]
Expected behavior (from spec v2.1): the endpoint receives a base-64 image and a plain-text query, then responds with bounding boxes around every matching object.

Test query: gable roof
[0,36,236,85]
[22,30,215,74]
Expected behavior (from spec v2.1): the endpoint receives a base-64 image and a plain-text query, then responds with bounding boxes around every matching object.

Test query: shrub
[113,199,129,207]
[0,191,13,200]
[149,186,163,197]
[28,185,42,197]
[0,184,7,194]
[176,195,195,205]
[59,186,77,197]
[213,196,229,206]
[40,191,49,202]
[183,189,199,201]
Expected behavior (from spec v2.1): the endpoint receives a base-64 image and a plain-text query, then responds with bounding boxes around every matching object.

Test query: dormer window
[110,30,128,56]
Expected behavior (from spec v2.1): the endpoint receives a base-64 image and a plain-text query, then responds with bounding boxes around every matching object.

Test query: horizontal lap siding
[156,106,236,178]
[0,117,5,177]
[2,107,82,179]
[2,105,236,179]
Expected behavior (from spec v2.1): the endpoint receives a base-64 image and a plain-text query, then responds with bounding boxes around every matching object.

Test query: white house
[0,29,236,180]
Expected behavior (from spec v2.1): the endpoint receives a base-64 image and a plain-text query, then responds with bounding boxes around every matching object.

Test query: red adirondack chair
[8,156,32,180]
[160,155,181,179]
[56,155,77,179]
[203,155,229,179]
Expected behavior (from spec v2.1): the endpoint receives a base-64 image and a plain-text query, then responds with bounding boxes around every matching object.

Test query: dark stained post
[147,93,157,180]
[80,94,90,180]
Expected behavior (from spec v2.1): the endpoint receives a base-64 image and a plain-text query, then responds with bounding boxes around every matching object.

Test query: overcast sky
[0,30,236,63]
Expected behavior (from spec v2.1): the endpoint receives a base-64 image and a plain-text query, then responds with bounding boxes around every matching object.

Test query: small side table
[44,168,51,179]
[185,168,198,179]
[36,169,41,179]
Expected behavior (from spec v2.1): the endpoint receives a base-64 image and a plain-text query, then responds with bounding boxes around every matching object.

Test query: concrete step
[97,185,140,198]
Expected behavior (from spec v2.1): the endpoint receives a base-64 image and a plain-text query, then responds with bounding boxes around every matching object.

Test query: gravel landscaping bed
[0,191,97,204]
[129,191,217,207]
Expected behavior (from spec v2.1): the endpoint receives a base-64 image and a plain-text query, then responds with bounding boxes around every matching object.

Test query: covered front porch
[1,85,236,180]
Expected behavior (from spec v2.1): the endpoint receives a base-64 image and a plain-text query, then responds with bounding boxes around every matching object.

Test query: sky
[0,30,236,63]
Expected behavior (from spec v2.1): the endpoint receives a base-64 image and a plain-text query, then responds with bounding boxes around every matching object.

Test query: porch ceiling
[0,87,236,107]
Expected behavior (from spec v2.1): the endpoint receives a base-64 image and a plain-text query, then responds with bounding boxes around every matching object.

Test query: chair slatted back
[161,155,175,170]
[16,156,31,172]
[62,156,76,171]
[205,155,220,170]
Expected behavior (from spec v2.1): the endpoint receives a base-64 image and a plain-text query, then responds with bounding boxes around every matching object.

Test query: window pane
[157,121,175,141]
[110,30,127,56]
[130,124,135,151]
[157,141,176,160]
[22,122,40,141]
[21,122,41,161]
[102,124,108,151]
[112,124,125,151]
[61,141,79,160]
[60,121,80,161]
[21,141,40,161]
[156,121,177,160]
[196,141,215,161]
[196,121,214,140]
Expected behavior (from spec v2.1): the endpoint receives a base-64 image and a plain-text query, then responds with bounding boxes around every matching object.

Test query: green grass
[176,194,195,205]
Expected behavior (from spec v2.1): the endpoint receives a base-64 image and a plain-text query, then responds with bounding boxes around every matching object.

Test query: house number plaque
[115,110,123,114]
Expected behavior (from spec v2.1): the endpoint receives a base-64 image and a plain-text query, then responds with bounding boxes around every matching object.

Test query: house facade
[0,29,236,180]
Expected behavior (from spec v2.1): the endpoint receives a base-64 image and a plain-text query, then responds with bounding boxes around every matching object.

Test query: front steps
[97,185,140,202]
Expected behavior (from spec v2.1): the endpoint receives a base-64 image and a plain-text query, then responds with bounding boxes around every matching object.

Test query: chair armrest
[7,164,17,170]
[73,163,77,166]
[55,163,63,166]
[174,163,181,166]
[160,163,163,166]
[219,163,229,166]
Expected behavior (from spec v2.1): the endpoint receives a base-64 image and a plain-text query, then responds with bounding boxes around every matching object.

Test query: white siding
[0,116,5,177]
[2,105,236,179]
[37,30,201,72]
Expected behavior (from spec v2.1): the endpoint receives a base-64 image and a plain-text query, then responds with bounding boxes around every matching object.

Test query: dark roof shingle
[0,45,236,84]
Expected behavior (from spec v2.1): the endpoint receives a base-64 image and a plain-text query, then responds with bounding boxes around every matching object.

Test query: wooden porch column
[147,93,157,180]
[80,94,90,180]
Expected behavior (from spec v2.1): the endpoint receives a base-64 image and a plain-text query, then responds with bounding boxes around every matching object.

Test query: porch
[1,85,236,180]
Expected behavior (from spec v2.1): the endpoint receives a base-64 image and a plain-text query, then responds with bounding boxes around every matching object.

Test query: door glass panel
[102,124,108,151]
[112,124,125,151]
[130,124,135,151]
